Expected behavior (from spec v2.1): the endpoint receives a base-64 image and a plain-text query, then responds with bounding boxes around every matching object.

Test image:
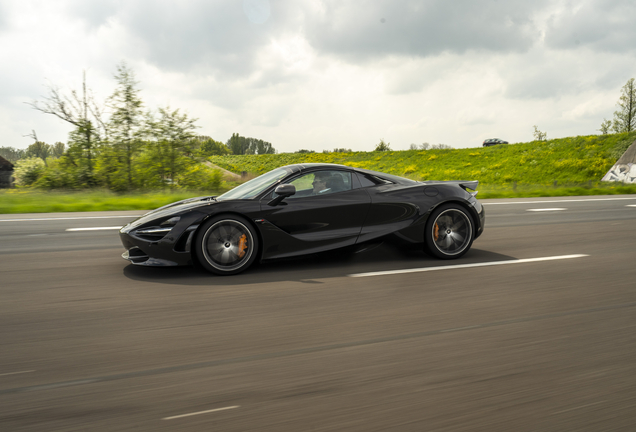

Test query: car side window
[355,173,393,187]
[357,174,376,187]
[285,170,353,199]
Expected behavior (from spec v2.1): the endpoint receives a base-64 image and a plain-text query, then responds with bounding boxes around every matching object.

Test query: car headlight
[134,216,181,239]
[160,216,181,227]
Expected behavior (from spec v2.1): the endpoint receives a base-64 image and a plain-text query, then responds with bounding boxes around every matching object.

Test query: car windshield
[216,167,290,200]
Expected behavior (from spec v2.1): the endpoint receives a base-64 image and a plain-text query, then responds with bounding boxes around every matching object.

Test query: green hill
[210,132,636,188]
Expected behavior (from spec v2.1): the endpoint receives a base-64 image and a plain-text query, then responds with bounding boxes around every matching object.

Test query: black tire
[194,215,259,275]
[424,204,474,259]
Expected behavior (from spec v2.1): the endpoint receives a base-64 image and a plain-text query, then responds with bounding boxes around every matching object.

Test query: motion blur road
[1,196,636,431]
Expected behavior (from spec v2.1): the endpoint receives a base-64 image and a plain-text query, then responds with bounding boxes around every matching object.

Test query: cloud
[501,47,636,101]
[58,1,553,79]
[0,2,7,31]
[2,0,636,152]
[243,0,271,25]
[301,0,545,61]
[64,0,301,80]
[63,0,119,28]
[545,0,636,53]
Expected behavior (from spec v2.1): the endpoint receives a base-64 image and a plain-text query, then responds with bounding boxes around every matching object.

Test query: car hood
[124,196,217,231]
[143,196,216,216]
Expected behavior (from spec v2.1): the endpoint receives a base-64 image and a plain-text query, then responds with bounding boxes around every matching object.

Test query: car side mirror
[267,184,296,206]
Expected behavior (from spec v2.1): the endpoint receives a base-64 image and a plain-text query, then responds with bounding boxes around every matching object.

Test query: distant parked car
[483,138,508,147]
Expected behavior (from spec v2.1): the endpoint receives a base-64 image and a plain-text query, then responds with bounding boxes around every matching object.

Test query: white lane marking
[0,370,35,377]
[526,208,567,212]
[553,400,606,415]
[440,326,480,333]
[349,254,589,278]
[0,215,142,222]
[627,205,636,207]
[163,406,239,420]
[483,197,636,205]
[66,226,122,232]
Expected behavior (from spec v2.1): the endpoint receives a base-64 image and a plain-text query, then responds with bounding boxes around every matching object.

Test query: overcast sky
[1,0,635,152]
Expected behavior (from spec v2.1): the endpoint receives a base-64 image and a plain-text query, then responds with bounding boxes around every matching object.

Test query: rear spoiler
[419,180,479,196]
[459,181,479,197]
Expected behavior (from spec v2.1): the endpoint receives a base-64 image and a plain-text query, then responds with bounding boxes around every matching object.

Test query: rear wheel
[425,204,474,259]
[195,215,259,275]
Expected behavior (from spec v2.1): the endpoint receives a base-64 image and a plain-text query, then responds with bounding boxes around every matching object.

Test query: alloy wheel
[431,209,472,256]
[201,219,254,272]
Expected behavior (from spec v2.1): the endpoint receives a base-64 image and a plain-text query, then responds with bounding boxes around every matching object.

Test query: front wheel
[425,204,474,259]
[195,215,259,275]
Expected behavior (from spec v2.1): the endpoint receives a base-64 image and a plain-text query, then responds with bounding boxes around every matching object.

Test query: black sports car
[120,163,485,275]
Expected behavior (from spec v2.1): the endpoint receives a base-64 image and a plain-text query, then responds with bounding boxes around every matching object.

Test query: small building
[602,139,636,184]
[0,155,14,188]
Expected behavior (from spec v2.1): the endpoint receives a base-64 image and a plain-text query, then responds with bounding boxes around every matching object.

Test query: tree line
[5,71,634,190]
[3,64,275,191]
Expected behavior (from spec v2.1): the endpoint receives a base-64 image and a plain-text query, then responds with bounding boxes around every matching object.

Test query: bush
[374,139,391,151]
[32,158,80,189]
[13,157,45,186]
[177,164,222,191]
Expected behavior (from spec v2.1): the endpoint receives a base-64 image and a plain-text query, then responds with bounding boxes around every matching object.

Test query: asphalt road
[1,196,636,431]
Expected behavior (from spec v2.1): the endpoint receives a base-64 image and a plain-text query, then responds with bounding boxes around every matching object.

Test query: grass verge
[1,183,635,214]
[477,182,636,199]
[0,189,222,214]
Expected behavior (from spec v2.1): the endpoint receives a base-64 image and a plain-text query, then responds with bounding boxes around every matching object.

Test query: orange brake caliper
[434,223,439,242]
[237,234,248,258]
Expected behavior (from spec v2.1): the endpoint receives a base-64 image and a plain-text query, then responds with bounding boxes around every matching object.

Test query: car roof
[280,163,417,184]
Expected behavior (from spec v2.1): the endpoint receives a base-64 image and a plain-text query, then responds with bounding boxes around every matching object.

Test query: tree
[410,142,430,150]
[192,136,231,157]
[533,125,547,141]
[374,139,391,151]
[23,130,52,162]
[226,133,276,155]
[612,78,636,133]
[332,148,352,153]
[51,142,66,158]
[27,71,105,185]
[25,63,220,191]
[106,63,145,189]
[599,119,612,135]
[226,133,246,155]
[430,143,453,149]
[65,120,101,187]
[0,147,26,163]
[25,141,52,162]
[295,149,315,153]
[145,107,199,188]
[250,138,276,154]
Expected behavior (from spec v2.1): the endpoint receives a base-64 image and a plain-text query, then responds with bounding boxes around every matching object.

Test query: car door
[257,170,371,259]
[354,172,426,243]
